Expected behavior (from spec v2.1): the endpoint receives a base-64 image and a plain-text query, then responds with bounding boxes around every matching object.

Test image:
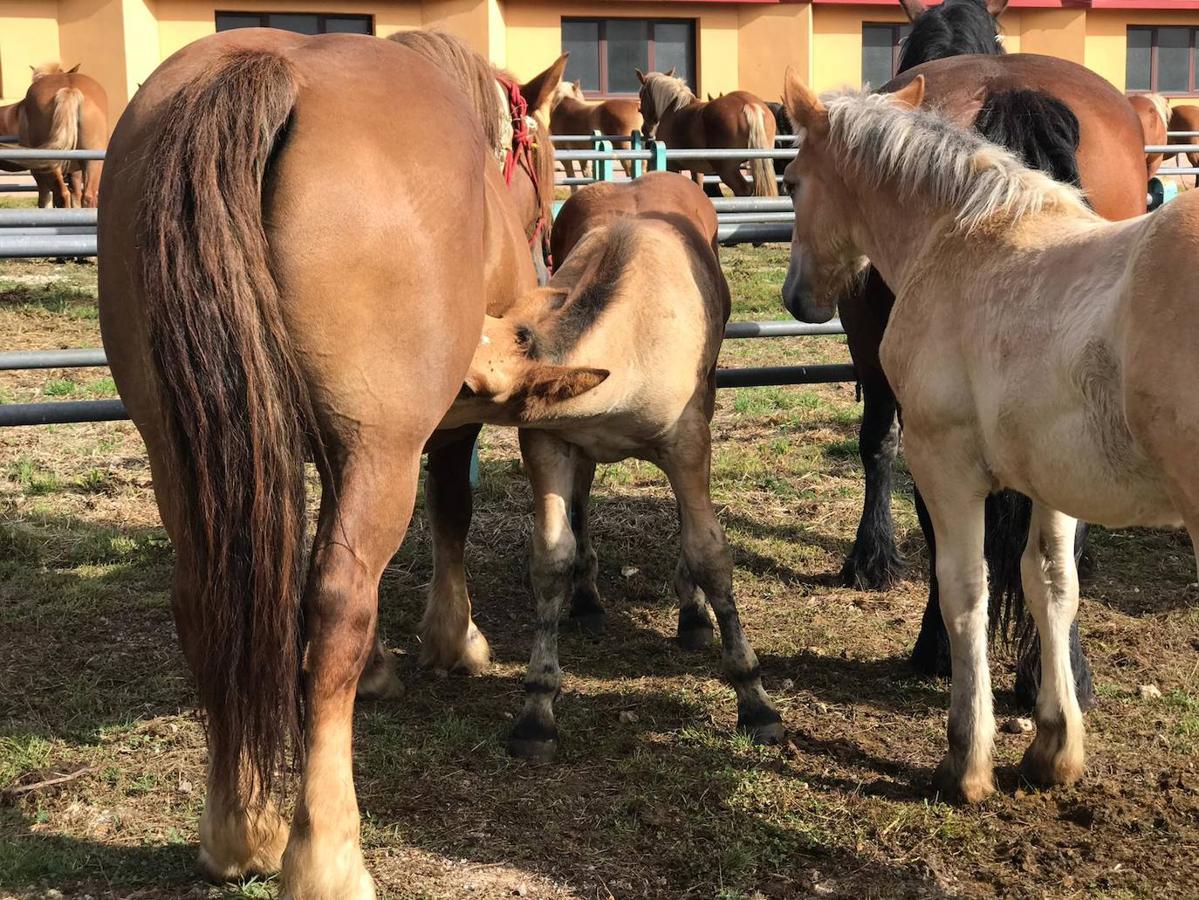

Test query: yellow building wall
[502,0,740,99]
[58,0,131,109]
[1085,9,1199,92]
[0,0,61,104]
[737,2,810,101]
[1018,7,1085,65]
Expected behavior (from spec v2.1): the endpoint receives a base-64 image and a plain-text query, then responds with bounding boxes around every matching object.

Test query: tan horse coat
[0,63,107,207]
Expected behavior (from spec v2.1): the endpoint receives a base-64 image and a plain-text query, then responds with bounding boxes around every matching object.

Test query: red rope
[496,74,552,272]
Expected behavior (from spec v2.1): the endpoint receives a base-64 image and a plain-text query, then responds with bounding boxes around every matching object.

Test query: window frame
[861,22,912,89]
[214,11,375,36]
[1127,25,1199,97]
[561,17,697,98]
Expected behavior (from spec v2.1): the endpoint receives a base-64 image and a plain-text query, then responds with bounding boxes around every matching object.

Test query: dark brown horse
[98,28,551,896]
[636,70,777,197]
[0,63,108,207]
[788,0,1147,711]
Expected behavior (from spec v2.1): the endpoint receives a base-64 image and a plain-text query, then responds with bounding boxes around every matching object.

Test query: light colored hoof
[1020,734,1085,789]
[281,839,376,900]
[934,756,996,804]
[198,804,289,882]
[419,622,491,676]
[356,645,404,701]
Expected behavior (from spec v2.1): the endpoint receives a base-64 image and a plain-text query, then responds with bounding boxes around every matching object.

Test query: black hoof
[568,609,606,638]
[738,706,784,745]
[677,623,715,651]
[507,733,559,763]
[840,541,904,591]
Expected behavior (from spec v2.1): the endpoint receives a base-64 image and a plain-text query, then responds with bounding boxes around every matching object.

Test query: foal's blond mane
[824,91,1093,233]
[644,72,695,116]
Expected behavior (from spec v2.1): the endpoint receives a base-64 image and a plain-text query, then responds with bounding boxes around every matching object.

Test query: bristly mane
[644,72,696,116]
[825,91,1092,233]
[897,0,1003,74]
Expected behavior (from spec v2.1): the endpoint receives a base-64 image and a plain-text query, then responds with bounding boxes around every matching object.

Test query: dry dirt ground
[1,247,1196,900]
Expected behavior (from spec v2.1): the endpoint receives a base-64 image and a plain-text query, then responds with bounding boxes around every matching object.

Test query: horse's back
[888,53,1146,220]
[551,172,718,262]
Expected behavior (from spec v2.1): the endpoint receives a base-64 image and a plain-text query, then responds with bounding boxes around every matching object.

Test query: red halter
[496,74,552,272]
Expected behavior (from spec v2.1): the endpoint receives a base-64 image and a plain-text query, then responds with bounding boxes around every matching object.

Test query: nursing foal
[782,72,1197,800]
[443,176,782,760]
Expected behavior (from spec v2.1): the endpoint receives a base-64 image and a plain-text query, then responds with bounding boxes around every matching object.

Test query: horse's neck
[845,182,954,298]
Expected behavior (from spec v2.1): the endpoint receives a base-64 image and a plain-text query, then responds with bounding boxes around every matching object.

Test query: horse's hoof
[934,756,995,804]
[568,609,606,638]
[677,623,715,651]
[507,733,559,763]
[738,705,784,745]
[840,543,904,591]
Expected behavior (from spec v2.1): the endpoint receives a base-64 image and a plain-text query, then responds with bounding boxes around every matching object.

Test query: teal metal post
[646,139,668,173]
[594,139,615,182]
[630,130,644,179]
[590,129,603,182]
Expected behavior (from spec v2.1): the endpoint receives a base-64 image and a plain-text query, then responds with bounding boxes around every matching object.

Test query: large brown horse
[809,0,1146,712]
[636,70,777,197]
[0,63,107,207]
[550,79,643,180]
[97,28,560,897]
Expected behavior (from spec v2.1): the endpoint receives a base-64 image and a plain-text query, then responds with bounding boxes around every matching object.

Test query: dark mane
[897,0,1004,74]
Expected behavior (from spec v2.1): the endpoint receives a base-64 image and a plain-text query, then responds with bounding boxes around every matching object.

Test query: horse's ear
[67,63,81,74]
[985,0,1009,15]
[783,67,825,134]
[667,67,677,78]
[898,0,927,21]
[635,69,647,85]
[522,53,570,121]
[518,366,609,420]
[890,74,925,110]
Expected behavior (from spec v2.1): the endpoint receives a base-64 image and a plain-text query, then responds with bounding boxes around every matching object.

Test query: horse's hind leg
[415,430,491,675]
[660,413,781,743]
[281,448,422,899]
[508,429,580,762]
[567,457,605,636]
[1018,503,1086,788]
[674,556,715,651]
[718,161,750,197]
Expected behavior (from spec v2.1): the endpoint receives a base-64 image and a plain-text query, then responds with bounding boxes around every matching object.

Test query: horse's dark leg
[839,269,904,589]
[567,457,605,636]
[1013,520,1094,712]
[909,486,949,676]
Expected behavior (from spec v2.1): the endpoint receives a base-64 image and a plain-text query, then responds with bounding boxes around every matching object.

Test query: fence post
[630,130,643,179]
[594,139,614,183]
[590,129,603,182]
[646,139,667,173]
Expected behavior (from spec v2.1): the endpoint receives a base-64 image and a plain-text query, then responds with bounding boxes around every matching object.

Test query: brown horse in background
[0,63,107,207]
[98,28,547,897]
[1169,104,1199,187]
[550,79,643,180]
[1129,93,1169,177]
[636,70,777,197]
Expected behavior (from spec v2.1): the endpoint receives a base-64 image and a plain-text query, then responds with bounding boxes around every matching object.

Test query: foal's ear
[783,67,825,133]
[635,69,647,85]
[667,67,677,78]
[523,53,570,121]
[890,74,926,110]
[519,366,610,419]
[985,0,1010,15]
[899,0,927,21]
[67,63,81,74]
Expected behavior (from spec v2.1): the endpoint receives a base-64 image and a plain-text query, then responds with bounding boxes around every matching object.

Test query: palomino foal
[443,177,783,760]
[782,71,1198,801]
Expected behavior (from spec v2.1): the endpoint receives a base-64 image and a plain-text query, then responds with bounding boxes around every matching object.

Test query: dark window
[862,23,912,89]
[215,12,373,35]
[1127,26,1199,95]
[562,18,696,97]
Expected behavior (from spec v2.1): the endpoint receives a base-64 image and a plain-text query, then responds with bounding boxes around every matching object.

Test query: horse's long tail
[973,89,1082,646]
[46,87,82,152]
[745,104,778,197]
[138,49,315,798]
